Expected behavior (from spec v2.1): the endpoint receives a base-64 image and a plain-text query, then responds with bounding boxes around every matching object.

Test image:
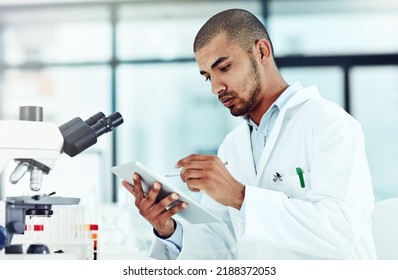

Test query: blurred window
[117,1,261,60]
[269,8,398,56]
[0,5,111,64]
[351,66,398,201]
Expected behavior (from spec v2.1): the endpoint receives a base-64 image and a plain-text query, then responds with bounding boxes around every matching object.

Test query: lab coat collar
[254,85,321,183]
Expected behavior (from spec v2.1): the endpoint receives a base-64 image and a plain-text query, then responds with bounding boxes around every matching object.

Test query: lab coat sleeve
[231,113,375,259]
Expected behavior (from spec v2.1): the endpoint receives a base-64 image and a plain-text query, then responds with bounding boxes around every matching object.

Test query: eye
[205,76,211,82]
[220,64,230,72]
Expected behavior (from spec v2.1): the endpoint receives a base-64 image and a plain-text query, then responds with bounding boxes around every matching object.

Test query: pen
[165,161,228,177]
[296,167,305,188]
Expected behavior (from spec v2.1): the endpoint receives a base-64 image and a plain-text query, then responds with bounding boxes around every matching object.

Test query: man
[122,8,377,259]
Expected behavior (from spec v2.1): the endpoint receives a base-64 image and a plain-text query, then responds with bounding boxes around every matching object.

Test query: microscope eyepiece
[84,112,105,127]
[60,112,123,157]
[91,112,123,137]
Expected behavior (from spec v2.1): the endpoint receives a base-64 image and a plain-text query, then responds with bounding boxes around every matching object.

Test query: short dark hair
[193,9,274,56]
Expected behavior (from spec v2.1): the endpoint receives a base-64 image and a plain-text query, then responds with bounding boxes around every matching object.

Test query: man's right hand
[122,173,188,238]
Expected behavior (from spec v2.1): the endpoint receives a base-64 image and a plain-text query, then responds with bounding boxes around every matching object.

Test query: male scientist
[122,8,377,259]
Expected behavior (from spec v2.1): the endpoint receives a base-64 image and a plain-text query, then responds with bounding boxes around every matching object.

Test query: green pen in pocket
[296,167,305,188]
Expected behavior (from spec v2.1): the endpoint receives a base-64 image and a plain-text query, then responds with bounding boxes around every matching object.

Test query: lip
[220,96,235,108]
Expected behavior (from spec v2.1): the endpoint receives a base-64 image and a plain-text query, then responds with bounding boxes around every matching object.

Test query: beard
[218,57,262,117]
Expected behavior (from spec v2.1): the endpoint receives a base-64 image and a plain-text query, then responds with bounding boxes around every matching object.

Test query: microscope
[0,106,123,257]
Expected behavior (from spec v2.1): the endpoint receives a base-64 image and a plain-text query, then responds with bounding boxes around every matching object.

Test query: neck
[248,81,289,125]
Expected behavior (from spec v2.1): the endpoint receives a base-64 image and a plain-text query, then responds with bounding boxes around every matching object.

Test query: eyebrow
[199,56,230,75]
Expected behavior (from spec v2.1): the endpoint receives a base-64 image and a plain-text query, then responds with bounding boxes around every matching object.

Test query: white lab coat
[149,85,377,259]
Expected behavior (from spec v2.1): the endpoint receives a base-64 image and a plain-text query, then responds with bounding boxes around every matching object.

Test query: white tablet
[111,161,223,224]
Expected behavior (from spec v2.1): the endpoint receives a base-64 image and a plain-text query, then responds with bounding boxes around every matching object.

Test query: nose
[211,78,226,96]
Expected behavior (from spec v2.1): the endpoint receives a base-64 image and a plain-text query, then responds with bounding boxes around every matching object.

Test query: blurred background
[0,0,397,259]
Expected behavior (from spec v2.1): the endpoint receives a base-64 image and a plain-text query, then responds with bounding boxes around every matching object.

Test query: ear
[256,39,272,63]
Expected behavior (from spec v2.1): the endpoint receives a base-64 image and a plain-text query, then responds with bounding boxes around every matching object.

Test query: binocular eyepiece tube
[89,112,123,138]
[60,112,123,157]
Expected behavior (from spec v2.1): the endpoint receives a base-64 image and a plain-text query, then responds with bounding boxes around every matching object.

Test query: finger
[181,168,206,184]
[145,181,161,204]
[176,154,212,168]
[132,173,145,204]
[177,154,222,166]
[179,157,224,178]
[144,192,180,221]
[185,179,202,192]
[121,180,136,197]
[154,192,180,212]
[177,157,208,182]
[179,167,204,192]
[159,202,189,221]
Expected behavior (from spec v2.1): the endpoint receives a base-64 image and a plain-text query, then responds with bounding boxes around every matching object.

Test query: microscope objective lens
[29,168,43,192]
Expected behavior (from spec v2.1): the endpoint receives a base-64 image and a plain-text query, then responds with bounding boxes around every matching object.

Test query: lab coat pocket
[278,172,311,201]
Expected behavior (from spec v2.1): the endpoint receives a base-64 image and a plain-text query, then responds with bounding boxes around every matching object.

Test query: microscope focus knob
[0,226,7,250]
[8,221,25,234]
